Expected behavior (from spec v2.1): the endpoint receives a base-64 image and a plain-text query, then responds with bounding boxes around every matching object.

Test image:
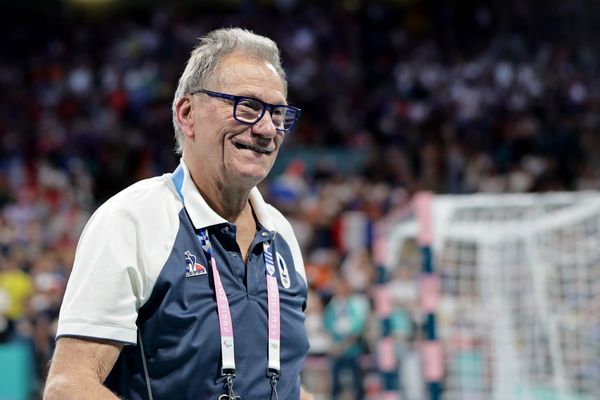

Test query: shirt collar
[172,158,276,232]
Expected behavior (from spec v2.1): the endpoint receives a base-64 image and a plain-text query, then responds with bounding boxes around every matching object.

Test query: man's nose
[251,111,278,138]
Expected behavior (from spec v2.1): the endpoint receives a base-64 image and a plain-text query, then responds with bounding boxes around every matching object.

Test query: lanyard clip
[267,369,280,380]
[267,369,280,388]
[226,375,234,397]
[223,373,242,400]
[268,369,279,400]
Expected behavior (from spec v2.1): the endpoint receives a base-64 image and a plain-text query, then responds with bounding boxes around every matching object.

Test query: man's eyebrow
[235,91,287,106]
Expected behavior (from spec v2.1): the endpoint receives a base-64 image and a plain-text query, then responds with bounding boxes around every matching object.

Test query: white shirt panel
[57,175,182,344]
[265,203,307,283]
[248,186,306,282]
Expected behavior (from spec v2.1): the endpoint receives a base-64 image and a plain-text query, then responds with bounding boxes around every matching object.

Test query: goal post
[384,192,600,400]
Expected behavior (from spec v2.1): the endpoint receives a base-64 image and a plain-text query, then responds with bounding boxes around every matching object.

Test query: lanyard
[172,167,281,398]
[198,229,281,378]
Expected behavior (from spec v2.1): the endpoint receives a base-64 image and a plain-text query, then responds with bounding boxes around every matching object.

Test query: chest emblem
[276,252,291,288]
[184,251,207,277]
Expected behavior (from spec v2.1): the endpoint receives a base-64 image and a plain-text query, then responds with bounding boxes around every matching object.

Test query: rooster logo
[185,251,207,277]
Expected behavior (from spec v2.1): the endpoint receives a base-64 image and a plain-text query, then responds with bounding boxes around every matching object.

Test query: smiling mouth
[233,141,273,155]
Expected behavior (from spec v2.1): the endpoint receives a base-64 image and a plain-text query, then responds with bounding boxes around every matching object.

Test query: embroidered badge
[276,252,291,288]
[184,251,207,277]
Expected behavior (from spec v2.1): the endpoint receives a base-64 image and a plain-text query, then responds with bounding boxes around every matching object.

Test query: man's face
[185,52,287,189]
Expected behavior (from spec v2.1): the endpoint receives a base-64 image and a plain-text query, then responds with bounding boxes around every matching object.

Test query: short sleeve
[56,200,144,345]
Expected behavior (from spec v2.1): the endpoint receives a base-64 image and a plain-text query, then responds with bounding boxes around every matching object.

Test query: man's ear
[176,96,194,138]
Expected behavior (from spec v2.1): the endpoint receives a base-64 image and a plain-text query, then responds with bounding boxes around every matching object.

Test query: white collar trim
[176,159,275,232]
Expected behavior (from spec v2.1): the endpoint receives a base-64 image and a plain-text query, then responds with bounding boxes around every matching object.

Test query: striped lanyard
[172,167,281,398]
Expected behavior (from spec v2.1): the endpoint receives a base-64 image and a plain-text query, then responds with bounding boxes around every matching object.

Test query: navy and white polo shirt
[57,159,310,399]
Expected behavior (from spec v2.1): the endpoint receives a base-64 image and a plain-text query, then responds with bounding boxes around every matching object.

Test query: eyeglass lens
[235,98,297,130]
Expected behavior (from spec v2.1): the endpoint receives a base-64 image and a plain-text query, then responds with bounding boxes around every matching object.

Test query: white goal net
[386,192,600,400]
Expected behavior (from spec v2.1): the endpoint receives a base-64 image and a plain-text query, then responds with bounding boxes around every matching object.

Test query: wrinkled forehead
[210,52,287,100]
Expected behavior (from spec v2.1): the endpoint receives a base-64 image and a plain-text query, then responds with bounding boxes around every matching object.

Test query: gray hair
[172,27,287,154]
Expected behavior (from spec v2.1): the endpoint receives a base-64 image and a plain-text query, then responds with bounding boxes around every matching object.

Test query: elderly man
[44,28,313,400]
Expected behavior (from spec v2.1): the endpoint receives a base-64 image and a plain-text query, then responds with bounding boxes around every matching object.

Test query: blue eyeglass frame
[190,88,301,133]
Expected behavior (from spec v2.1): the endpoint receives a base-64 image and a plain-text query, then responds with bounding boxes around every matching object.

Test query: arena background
[1,0,600,399]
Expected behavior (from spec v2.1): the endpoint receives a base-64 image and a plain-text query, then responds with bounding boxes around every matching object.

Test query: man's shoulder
[262,201,286,221]
[114,173,174,200]
[260,201,307,282]
[262,202,294,235]
[107,174,176,207]
[92,174,180,225]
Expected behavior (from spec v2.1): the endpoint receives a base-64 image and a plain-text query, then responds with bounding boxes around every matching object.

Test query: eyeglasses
[190,89,301,133]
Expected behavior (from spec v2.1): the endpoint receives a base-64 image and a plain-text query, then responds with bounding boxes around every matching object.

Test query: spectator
[324,274,369,400]
[0,253,33,343]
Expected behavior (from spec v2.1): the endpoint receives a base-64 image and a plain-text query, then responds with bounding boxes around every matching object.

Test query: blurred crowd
[1,0,600,398]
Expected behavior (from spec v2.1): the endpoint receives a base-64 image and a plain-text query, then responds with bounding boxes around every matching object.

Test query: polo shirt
[56,159,310,399]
